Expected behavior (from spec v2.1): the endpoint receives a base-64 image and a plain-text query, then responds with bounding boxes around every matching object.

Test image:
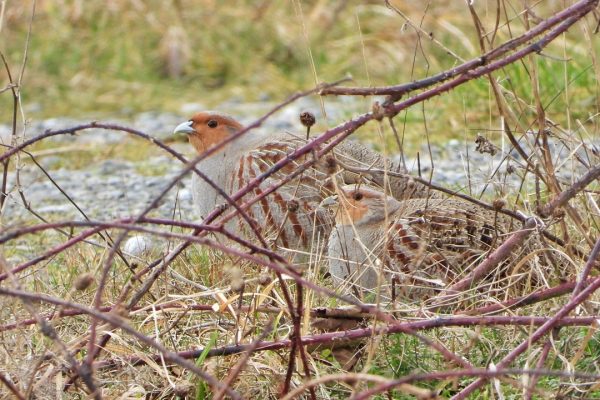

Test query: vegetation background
[2,1,598,142]
[1,0,599,399]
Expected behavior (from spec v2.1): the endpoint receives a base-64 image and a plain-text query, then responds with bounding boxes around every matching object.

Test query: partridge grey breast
[325,185,548,302]
[174,112,434,260]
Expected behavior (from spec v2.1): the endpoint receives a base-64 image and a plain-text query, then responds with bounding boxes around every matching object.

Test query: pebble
[0,99,595,227]
[123,235,157,257]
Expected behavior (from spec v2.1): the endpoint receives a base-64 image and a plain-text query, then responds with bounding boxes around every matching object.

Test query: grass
[1,0,600,399]
[2,1,598,172]
[1,2,598,138]
[3,227,600,398]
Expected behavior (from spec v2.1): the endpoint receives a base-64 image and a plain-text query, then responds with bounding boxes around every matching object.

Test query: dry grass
[1,1,600,399]
[0,1,597,138]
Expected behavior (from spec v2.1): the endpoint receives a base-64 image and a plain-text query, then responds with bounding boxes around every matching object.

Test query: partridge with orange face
[324,185,543,302]
[174,111,432,259]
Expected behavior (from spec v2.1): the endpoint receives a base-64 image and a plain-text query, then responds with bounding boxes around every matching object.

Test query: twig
[382,5,597,119]
[524,338,553,400]
[432,218,539,306]
[0,302,286,333]
[319,0,597,100]
[0,286,242,399]
[351,368,600,400]
[89,315,597,371]
[452,237,600,399]
[282,372,430,400]
[539,163,600,218]
[0,372,26,400]
[458,279,590,315]
[572,238,600,296]
[0,51,17,211]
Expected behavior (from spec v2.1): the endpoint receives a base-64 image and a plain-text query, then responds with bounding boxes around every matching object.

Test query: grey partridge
[173,111,432,259]
[324,185,545,303]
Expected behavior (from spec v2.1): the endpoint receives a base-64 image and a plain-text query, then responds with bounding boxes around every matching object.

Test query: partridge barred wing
[228,139,336,255]
[333,140,438,200]
[385,198,543,301]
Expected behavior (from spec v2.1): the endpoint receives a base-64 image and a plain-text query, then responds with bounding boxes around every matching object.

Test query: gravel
[1,98,595,226]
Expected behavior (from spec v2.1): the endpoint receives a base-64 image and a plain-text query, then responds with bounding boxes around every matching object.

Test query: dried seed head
[287,199,299,212]
[230,280,244,292]
[552,208,565,219]
[475,133,499,156]
[258,272,272,286]
[535,204,544,217]
[73,273,94,291]
[228,267,244,292]
[506,165,516,174]
[372,101,384,121]
[299,111,316,128]
[492,198,507,210]
[324,156,337,174]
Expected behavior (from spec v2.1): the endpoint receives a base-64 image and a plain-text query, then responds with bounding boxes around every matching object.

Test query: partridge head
[324,185,403,227]
[324,185,426,298]
[326,184,555,304]
[174,111,243,154]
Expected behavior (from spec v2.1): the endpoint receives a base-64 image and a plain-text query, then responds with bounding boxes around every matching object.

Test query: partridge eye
[352,192,363,201]
[207,119,218,128]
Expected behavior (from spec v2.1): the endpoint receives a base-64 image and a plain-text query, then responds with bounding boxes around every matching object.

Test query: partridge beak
[320,195,338,209]
[173,120,196,135]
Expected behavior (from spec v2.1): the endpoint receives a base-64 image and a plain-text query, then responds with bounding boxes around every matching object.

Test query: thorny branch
[1,0,599,397]
[320,0,597,101]
[85,315,597,371]
[453,238,600,399]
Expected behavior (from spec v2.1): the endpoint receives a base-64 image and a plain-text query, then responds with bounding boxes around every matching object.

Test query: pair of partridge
[324,185,547,303]
[174,111,432,260]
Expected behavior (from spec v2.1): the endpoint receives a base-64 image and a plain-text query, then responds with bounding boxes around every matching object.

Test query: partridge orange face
[334,187,370,226]
[174,112,243,154]
[323,185,402,226]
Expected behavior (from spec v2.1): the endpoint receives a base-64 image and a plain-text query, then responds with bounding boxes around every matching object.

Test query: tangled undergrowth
[1,1,600,399]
